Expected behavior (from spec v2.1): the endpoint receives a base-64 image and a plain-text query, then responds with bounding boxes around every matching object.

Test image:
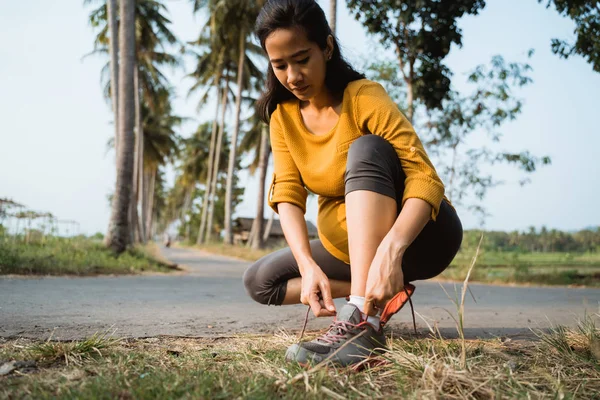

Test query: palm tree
[189,0,264,244]
[107,0,119,153]
[187,30,228,244]
[85,0,119,152]
[224,0,263,244]
[86,0,180,244]
[205,72,230,243]
[141,89,181,238]
[105,0,135,253]
[247,124,270,249]
[329,0,337,35]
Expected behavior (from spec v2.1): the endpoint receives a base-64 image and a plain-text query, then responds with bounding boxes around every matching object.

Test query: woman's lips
[294,85,309,93]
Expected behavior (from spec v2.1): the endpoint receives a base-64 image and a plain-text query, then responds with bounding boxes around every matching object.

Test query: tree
[539,0,600,72]
[107,0,119,154]
[224,0,264,245]
[238,112,271,249]
[330,0,337,35]
[105,0,136,253]
[346,0,486,121]
[188,0,264,244]
[86,0,180,244]
[365,53,551,222]
[140,89,181,238]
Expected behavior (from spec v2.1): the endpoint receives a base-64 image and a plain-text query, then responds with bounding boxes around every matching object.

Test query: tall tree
[224,0,264,244]
[189,0,264,244]
[107,0,119,154]
[205,72,230,243]
[366,53,551,222]
[330,0,337,35]
[346,0,486,121]
[247,124,270,249]
[105,0,136,253]
[238,111,271,249]
[223,31,245,244]
[86,0,180,243]
[539,0,600,72]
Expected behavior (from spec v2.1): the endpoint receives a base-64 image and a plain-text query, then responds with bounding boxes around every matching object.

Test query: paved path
[1,246,598,340]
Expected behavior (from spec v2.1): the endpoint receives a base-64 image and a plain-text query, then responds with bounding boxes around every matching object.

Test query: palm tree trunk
[205,72,229,243]
[105,0,136,253]
[136,67,146,243]
[262,210,275,244]
[145,168,156,240]
[132,64,142,244]
[224,30,246,245]
[249,124,270,249]
[141,169,149,241]
[197,79,222,245]
[329,0,337,35]
[107,0,119,154]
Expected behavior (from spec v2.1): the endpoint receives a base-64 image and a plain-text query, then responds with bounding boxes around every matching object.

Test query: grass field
[193,242,600,287]
[0,236,177,276]
[2,315,599,399]
[442,249,600,287]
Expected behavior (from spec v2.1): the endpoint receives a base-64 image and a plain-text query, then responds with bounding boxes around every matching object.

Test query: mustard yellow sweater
[267,79,447,264]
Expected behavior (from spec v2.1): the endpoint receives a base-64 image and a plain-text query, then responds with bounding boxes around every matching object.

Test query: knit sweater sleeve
[267,107,308,214]
[354,81,445,220]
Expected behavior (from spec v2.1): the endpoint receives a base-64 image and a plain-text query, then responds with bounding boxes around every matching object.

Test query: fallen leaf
[0,361,16,376]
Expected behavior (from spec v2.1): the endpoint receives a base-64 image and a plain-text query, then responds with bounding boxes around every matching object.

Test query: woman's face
[264,26,333,101]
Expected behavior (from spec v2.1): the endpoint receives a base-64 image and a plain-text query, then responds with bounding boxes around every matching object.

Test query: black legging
[243,135,463,305]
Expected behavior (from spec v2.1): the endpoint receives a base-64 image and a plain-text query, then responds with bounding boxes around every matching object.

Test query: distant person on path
[243,0,463,367]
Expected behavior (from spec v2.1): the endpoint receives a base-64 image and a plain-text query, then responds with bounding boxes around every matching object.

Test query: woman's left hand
[364,238,406,316]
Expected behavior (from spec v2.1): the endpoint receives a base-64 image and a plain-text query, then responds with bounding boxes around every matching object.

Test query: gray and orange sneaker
[285,303,386,367]
[286,284,417,368]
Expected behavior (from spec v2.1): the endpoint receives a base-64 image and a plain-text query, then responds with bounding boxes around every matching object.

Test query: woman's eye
[274,65,286,70]
[298,57,309,64]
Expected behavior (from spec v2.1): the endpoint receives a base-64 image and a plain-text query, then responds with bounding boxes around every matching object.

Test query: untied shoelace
[297,286,417,342]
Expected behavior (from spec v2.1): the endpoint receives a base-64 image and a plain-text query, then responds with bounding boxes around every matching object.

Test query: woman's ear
[325,35,334,59]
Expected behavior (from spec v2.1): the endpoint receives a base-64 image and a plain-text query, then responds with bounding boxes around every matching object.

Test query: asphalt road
[1,246,598,340]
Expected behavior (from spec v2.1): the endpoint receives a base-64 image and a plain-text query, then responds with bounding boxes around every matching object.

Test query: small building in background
[233,217,319,247]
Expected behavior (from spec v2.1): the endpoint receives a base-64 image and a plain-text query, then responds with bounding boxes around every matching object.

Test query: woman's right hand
[300,262,337,317]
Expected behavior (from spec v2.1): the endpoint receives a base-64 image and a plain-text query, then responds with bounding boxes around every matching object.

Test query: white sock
[348,295,380,330]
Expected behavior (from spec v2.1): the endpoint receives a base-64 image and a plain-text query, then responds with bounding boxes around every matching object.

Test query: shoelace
[297,286,417,342]
[316,320,365,344]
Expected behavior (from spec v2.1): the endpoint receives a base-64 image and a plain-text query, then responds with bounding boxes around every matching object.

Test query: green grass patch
[2,316,599,399]
[0,236,176,276]
[441,249,600,287]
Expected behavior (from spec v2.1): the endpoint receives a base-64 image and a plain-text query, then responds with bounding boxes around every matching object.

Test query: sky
[0,0,599,236]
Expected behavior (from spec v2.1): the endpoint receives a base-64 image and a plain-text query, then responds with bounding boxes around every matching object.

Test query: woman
[243,0,463,367]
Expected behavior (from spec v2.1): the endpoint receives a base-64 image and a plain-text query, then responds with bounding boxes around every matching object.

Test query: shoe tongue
[336,303,364,325]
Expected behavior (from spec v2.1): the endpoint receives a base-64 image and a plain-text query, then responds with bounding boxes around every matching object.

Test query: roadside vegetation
[2,315,599,398]
[0,234,176,276]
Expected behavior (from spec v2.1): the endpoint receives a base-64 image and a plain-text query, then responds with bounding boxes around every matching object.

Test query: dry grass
[2,317,599,399]
[190,241,287,262]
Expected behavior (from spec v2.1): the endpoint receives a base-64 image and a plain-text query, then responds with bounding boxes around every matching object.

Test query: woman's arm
[278,203,337,317]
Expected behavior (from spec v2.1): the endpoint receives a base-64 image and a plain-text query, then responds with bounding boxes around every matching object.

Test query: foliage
[0,236,172,275]
[462,226,600,253]
[163,123,245,242]
[365,53,551,219]
[540,0,600,72]
[346,0,486,118]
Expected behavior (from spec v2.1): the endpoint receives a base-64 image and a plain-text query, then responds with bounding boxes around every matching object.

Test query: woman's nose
[287,66,303,86]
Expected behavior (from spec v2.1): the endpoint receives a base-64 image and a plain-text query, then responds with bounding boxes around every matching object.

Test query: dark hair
[255,0,365,123]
